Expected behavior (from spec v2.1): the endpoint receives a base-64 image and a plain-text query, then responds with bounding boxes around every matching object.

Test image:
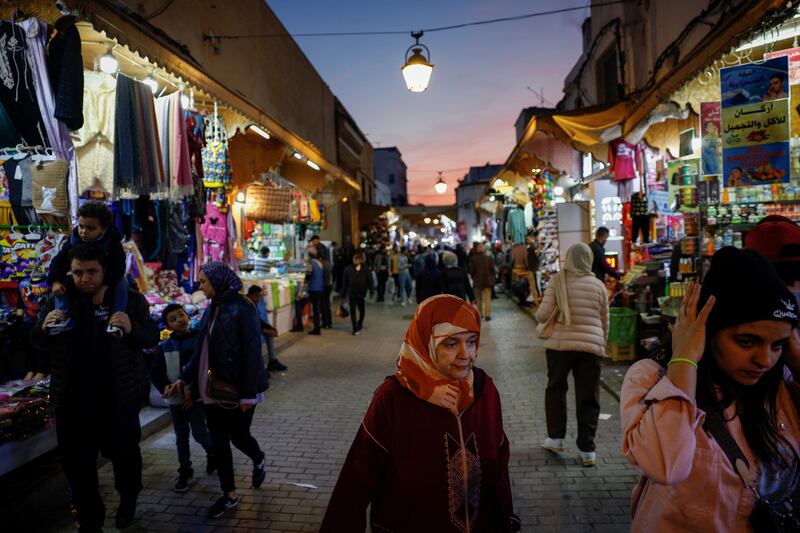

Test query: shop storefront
[0,1,358,473]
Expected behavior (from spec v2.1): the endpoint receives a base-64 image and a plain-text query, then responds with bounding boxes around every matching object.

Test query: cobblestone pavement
[40,296,638,532]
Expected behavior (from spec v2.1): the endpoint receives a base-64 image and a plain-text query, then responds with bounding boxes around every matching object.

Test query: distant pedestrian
[341,252,373,335]
[441,251,475,304]
[321,295,520,532]
[415,252,443,304]
[470,243,495,320]
[374,245,390,302]
[396,247,412,305]
[526,233,541,304]
[246,285,288,372]
[167,262,269,519]
[34,244,159,530]
[293,249,324,335]
[150,303,215,493]
[535,243,608,466]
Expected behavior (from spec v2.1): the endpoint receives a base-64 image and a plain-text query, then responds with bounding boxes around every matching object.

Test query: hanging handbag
[206,369,240,409]
[702,406,800,532]
[537,306,560,339]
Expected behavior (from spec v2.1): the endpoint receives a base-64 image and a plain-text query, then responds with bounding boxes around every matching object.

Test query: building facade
[455,163,503,244]
[373,147,409,206]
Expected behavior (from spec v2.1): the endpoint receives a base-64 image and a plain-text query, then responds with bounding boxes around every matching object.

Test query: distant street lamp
[402,31,434,93]
[434,171,447,194]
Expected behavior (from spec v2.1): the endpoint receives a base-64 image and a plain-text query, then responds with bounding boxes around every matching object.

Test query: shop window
[596,45,620,104]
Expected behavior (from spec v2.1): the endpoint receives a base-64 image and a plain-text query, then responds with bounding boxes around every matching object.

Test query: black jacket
[31,288,159,413]
[180,292,268,400]
[442,267,475,302]
[589,240,621,281]
[47,225,127,287]
[415,268,443,303]
[150,330,200,396]
[342,265,373,298]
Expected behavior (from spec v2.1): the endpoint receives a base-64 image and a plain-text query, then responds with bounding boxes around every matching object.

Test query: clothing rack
[0,224,67,230]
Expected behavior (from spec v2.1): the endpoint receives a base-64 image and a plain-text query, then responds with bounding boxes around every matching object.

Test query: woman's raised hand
[672,281,715,363]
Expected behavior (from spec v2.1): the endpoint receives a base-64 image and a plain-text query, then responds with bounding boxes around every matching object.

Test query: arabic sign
[721,99,789,148]
[765,48,800,85]
[720,56,789,108]
[701,102,722,176]
[722,142,790,186]
[792,85,800,178]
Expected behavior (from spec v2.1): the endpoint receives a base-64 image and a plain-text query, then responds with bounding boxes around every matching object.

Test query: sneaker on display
[580,451,596,467]
[207,495,240,518]
[542,437,566,454]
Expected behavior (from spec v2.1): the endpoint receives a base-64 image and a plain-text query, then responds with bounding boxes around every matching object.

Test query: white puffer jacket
[534,273,609,357]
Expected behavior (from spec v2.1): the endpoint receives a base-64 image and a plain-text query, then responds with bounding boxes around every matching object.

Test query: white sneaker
[580,451,596,466]
[526,295,535,303]
[542,437,565,454]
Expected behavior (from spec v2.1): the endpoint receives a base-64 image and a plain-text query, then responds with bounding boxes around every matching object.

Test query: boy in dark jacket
[341,252,373,335]
[151,303,215,493]
[47,201,128,336]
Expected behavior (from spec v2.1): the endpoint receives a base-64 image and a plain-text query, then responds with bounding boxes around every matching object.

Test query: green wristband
[668,357,698,370]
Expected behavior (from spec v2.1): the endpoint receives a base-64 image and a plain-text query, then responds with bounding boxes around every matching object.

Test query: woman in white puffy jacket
[534,243,609,466]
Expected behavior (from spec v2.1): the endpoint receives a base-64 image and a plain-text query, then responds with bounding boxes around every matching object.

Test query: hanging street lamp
[402,31,434,93]
[434,171,447,194]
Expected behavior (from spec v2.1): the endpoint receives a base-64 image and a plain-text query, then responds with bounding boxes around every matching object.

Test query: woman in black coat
[441,251,475,303]
[170,262,268,519]
[415,253,443,304]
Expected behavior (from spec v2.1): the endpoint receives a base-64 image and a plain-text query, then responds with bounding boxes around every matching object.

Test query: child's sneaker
[252,458,266,488]
[208,495,240,518]
[47,318,75,335]
[173,471,193,493]
[106,324,123,337]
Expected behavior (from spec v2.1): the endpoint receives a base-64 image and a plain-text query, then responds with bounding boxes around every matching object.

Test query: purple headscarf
[200,262,243,297]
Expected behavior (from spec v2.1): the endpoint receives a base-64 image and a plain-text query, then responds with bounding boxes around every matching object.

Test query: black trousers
[56,405,143,530]
[544,349,602,452]
[632,215,651,243]
[204,403,264,494]
[294,291,322,331]
[376,271,388,301]
[349,296,366,332]
[321,286,333,327]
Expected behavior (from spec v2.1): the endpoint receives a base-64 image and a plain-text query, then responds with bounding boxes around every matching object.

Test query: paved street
[17,296,638,533]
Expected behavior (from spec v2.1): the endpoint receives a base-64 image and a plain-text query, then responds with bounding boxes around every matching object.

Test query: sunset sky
[268,0,584,204]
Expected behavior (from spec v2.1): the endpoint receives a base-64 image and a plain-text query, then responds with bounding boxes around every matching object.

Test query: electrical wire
[208,0,632,40]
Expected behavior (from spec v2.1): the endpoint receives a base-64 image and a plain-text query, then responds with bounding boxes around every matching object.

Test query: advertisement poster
[720,56,789,108]
[722,142,790,186]
[721,57,791,186]
[765,48,800,85]
[701,102,722,175]
[792,85,800,178]
[721,99,789,148]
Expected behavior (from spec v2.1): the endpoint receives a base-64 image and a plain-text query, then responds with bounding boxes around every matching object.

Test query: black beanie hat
[699,247,798,333]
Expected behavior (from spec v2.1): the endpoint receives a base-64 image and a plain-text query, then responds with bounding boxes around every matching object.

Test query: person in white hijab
[534,243,609,466]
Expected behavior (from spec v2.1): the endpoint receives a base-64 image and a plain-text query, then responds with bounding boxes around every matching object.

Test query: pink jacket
[620,359,800,532]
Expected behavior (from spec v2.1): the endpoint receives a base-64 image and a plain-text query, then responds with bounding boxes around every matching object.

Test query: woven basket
[245,182,292,222]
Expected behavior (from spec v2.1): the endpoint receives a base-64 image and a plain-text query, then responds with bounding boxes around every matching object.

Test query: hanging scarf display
[155,92,194,200]
[113,74,166,199]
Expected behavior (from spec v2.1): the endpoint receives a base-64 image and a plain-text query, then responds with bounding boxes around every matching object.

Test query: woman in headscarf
[167,262,269,519]
[414,252,443,304]
[534,243,609,466]
[321,295,520,532]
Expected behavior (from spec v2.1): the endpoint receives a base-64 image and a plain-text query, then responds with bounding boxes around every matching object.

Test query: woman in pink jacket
[621,247,800,531]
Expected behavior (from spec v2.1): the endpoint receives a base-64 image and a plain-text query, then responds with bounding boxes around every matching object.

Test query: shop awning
[516,102,628,150]
[358,203,391,228]
[622,0,787,136]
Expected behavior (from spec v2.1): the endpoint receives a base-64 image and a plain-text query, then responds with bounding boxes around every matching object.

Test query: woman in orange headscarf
[321,295,520,533]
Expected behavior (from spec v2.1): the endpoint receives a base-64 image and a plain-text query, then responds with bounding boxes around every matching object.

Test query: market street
[32,297,637,533]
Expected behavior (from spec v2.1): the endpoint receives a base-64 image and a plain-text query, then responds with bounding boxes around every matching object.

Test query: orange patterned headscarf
[396,294,481,414]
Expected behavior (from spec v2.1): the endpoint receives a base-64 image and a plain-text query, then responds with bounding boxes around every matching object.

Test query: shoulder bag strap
[702,406,759,495]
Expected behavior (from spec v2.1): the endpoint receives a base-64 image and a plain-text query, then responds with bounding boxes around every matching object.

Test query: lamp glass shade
[402,48,434,92]
[434,177,447,194]
[99,52,118,74]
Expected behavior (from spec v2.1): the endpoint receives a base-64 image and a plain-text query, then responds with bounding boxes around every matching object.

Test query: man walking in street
[246,285,288,372]
[34,244,159,531]
[589,227,622,282]
[341,252,373,335]
[470,243,495,320]
[373,245,389,302]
